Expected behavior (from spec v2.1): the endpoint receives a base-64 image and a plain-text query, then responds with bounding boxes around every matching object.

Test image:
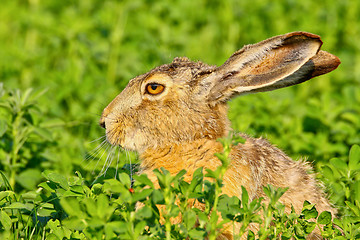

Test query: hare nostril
[99,119,106,129]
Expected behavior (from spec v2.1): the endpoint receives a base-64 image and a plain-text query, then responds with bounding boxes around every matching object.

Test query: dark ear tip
[282,31,323,47]
[285,31,321,39]
[284,32,340,77]
[310,50,341,77]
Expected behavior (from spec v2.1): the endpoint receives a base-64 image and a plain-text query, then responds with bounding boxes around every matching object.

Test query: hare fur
[100,32,340,239]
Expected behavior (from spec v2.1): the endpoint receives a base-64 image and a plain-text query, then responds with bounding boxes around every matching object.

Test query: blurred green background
[0,0,359,193]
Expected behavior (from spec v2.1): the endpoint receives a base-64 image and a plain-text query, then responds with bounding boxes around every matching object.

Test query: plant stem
[164,188,172,240]
[10,112,22,189]
[165,219,171,240]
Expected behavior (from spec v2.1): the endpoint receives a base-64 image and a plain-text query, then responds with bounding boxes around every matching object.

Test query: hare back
[229,134,335,215]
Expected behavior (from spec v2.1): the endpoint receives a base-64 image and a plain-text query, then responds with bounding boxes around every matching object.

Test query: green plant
[0,84,52,191]
[1,0,360,238]
[2,134,359,239]
[320,145,360,214]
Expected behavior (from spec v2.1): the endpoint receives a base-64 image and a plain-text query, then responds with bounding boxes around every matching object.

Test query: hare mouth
[105,128,143,152]
[105,128,124,147]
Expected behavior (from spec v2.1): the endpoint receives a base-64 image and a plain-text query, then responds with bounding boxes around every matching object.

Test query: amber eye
[145,83,165,95]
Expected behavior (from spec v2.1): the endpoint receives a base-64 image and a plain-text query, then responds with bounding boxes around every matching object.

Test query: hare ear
[201,32,340,103]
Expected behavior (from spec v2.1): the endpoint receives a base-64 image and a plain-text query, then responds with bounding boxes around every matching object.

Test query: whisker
[94,99,109,107]
[91,143,112,175]
[89,112,104,117]
[126,149,134,187]
[90,144,114,186]
[98,146,112,176]
[115,146,121,180]
[105,116,120,122]
[90,112,120,121]
[88,135,106,144]
[84,139,108,162]
[102,146,116,176]
[101,115,120,122]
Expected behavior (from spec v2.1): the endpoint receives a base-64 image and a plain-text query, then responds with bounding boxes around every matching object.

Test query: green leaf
[118,188,132,203]
[21,191,37,200]
[5,202,27,209]
[353,181,360,203]
[134,221,147,238]
[205,168,219,179]
[16,168,42,190]
[304,221,316,234]
[33,127,53,141]
[330,158,348,171]
[332,218,343,229]
[0,120,7,137]
[152,190,164,204]
[247,230,255,239]
[91,183,103,195]
[179,181,190,194]
[83,198,97,217]
[62,217,86,231]
[97,194,110,220]
[47,219,65,239]
[241,186,249,208]
[44,171,69,190]
[60,198,84,218]
[349,145,360,171]
[341,112,359,125]
[301,201,318,220]
[188,228,206,239]
[132,188,153,202]
[171,205,180,217]
[106,221,127,234]
[332,236,347,240]
[135,205,153,220]
[182,209,197,229]
[45,234,60,240]
[133,174,154,188]
[320,166,335,181]
[20,88,34,106]
[37,206,57,217]
[70,185,85,194]
[0,210,12,231]
[262,185,271,198]
[345,201,360,216]
[87,218,104,229]
[153,168,171,189]
[0,191,14,202]
[317,211,332,225]
[103,179,125,193]
[118,172,131,188]
[217,195,241,220]
[38,181,57,192]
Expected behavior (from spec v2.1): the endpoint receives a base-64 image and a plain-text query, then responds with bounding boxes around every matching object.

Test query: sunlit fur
[100,32,340,239]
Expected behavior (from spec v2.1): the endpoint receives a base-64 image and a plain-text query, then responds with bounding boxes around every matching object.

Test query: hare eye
[145,83,165,95]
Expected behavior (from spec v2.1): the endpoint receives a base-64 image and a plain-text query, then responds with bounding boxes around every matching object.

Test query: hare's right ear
[198,32,340,104]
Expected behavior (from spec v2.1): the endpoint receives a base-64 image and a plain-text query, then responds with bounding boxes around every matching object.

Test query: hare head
[100,32,340,153]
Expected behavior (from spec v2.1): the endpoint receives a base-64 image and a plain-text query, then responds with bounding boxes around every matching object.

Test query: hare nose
[99,117,106,129]
[99,111,109,129]
[100,105,112,129]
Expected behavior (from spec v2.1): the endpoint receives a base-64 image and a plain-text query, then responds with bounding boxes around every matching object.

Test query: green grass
[0,0,360,239]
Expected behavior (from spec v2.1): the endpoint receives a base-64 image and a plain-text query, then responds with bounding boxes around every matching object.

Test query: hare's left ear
[198,32,340,104]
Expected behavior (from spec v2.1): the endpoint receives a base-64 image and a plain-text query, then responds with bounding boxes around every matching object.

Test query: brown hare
[99,32,340,239]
